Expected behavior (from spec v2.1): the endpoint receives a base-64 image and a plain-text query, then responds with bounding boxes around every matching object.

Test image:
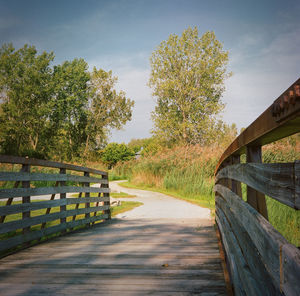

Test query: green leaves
[101,143,135,169]
[0,43,134,161]
[149,27,231,145]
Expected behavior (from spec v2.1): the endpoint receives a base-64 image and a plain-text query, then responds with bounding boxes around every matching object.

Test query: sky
[0,0,299,143]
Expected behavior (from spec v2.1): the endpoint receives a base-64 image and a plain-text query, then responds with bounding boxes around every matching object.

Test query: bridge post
[246,146,268,220]
[60,167,67,232]
[101,174,111,220]
[22,163,31,236]
[231,155,242,198]
[84,171,90,226]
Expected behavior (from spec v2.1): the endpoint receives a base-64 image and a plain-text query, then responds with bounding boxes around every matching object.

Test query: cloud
[222,26,300,131]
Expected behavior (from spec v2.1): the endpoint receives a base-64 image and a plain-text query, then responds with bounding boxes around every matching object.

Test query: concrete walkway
[110,180,212,221]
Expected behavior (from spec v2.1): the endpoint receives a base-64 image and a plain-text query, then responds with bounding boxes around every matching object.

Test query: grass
[110,201,143,217]
[110,191,136,198]
[119,181,215,210]
[112,139,300,247]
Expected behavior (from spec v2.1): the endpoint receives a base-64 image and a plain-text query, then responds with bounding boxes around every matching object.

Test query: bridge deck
[0,218,227,295]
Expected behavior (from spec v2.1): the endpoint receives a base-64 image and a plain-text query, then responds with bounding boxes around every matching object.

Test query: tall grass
[113,144,222,209]
[112,136,300,246]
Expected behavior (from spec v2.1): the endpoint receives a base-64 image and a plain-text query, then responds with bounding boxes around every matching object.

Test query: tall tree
[84,68,134,156]
[149,27,231,145]
[0,44,54,157]
[51,58,90,160]
[0,43,134,160]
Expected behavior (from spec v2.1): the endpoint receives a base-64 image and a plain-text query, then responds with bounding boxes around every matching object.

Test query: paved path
[110,181,212,220]
[0,181,227,295]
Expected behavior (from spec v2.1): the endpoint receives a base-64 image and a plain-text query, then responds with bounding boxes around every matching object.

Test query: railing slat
[0,196,110,216]
[214,184,300,286]
[216,162,298,209]
[0,205,109,234]
[0,186,110,199]
[281,244,300,296]
[215,213,250,296]
[0,214,109,252]
[216,195,279,295]
[0,155,108,176]
[0,172,108,184]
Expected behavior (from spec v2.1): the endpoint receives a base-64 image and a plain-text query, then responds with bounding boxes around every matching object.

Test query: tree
[51,58,90,160]
[84,68,134,156]
[101,143,135,168]
[0,44,54,157]
[149,27,231,145]
[0,43,135,161]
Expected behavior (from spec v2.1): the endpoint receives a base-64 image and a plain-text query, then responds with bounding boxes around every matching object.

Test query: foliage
[0,43,134,161]
[85,68,134,156]
[101,143,136,169]
[113,136,299,245]
[149,27,231,145]
[0,44,54,157]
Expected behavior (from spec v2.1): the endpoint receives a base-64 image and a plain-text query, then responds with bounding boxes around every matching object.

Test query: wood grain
[0,172,108,184]
[0,155,107,176]
[0,196,110,216]
[0,218,226,295]
[0,186,110,199]
[216,162,299,209]
[215,184,300,291]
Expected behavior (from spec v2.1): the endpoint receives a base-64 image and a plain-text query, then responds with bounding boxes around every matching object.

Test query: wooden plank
[101,174,111,220]
[281,243,300,296]
[0,196,110,216]
[0,172,107,184]
[41,181,59,230]
[0,155,108,176]
[0,214,109,252]
[22,164,30,236]
[214,184,298,287]
[216,162,298,209]
[231,155,242,198]
[60,168,66,230]
[84,172,90,223]
[0,178,21,223]
[295,160,300,209]
[215,214,245,296]
[215,195,280,295]
[0,205,109,234]
[246,146,268,219]
[0,186,110,199]
[215,78,300,173]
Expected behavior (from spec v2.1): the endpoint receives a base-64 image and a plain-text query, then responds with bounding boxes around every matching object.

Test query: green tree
[51,58,90,160]
[0,43,134,161]
[101,143,135,168]
[84,68,134,156]
[0,44,54,157]
[149,27,231,145]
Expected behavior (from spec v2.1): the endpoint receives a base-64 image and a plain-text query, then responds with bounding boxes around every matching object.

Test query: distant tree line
[0,44,134,161]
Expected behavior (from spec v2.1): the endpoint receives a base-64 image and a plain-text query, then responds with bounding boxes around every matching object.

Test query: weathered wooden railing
[0,155,110,256]
[214,78,300,296]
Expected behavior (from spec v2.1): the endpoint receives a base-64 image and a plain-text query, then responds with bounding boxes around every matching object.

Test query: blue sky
[1,0,300,143]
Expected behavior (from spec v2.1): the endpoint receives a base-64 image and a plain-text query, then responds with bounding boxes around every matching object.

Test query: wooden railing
[0,155,110,256]
[214,78,300,296]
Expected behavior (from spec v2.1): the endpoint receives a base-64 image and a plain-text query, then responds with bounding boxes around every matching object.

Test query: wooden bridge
[0,78,299,295]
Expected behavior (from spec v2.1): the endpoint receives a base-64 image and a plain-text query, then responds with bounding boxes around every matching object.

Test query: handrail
[0,155,111,257]
[215,77,300,174]
[214,78,300,296]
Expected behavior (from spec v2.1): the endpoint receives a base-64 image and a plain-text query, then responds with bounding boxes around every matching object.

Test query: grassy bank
[112,137,300,246]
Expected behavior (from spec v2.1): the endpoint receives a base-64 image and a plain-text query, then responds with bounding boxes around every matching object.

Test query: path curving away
[110,181,212,221]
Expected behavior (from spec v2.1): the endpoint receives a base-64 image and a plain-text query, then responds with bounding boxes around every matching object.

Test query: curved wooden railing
[214,78,300,296]
[0,155,110,256]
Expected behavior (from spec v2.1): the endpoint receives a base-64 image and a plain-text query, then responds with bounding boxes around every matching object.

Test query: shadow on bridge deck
[0,218,227,296]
